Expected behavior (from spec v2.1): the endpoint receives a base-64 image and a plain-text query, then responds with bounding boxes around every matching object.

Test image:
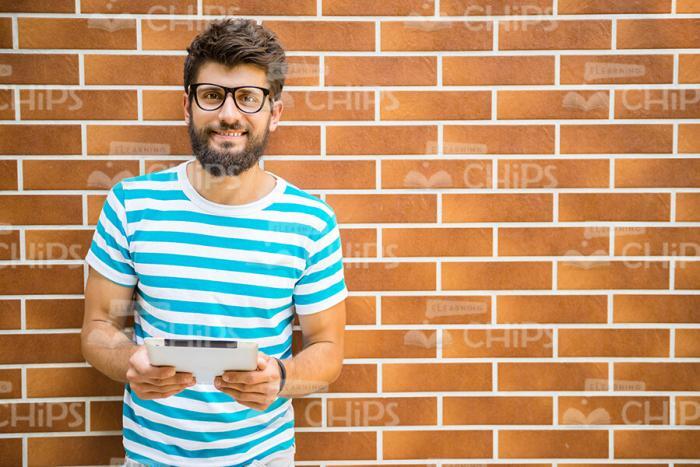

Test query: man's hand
[126,346,196,400]
[214,353,282,411]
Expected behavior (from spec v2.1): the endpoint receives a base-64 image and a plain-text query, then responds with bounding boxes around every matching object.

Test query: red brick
[499,20,611,50]
[500,430,608,458]
[325,56,437,86]
[381,21,492,51]
[618,19,700,49]
[497,295,608,324]
[499,90,609,119]
[561,54,673,84]
[443,261,552,290]
[444,194,553,222]
[444,124,555,154]
[18,18,136,50]
[263,21,374,51]
[561,124,672,154]
[559,193,670,221]
[444,56,554,85]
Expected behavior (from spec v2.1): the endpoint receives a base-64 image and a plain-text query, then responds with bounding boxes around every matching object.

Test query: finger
[221,370,268,385]
[145,372,196,387]
[218,381,269,395]
[132,382,191,394]
[140,364,177,380]
[219,387,266,404]
[256,353,268,370]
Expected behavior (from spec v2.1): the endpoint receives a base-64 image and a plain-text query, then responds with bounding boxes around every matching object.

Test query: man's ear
[268,98,283,132]
[183,92,191,125]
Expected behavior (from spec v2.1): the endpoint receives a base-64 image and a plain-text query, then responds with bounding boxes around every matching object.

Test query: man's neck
[187,159,277,206]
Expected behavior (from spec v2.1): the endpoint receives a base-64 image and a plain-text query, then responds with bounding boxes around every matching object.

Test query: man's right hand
[126,345,196,400]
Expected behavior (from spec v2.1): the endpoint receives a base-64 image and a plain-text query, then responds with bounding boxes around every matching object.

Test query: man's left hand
[214,353,282,411]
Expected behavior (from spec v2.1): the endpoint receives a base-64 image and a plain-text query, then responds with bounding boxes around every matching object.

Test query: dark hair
[184,18,287,102]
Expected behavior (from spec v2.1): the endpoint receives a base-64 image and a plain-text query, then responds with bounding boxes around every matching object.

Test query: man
[81,18,347,466]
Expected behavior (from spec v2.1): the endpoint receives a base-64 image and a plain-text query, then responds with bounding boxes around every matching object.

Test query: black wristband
[272,357,286,395]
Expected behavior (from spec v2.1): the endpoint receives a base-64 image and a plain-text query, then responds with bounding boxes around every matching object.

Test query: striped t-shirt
[85,159,348,466]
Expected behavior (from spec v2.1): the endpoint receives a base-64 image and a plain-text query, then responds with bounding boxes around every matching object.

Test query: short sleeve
[293,214,348,315]
[85,182,138,288]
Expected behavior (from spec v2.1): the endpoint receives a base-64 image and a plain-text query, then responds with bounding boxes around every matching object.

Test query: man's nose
[217,93,245,124]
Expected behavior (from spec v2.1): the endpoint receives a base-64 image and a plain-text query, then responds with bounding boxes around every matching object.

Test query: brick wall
[1,0,700,465]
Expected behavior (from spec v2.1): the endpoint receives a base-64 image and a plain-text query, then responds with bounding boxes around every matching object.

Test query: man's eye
[203,92,222,100]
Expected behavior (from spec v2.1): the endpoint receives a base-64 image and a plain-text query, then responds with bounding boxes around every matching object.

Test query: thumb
[257,352,269,370]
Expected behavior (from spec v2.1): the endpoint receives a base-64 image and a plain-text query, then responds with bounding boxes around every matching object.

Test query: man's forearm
[277,341,342,398]
[81,320,138,384]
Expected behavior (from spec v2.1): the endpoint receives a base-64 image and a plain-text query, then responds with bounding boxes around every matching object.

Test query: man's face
[184,61,283,177]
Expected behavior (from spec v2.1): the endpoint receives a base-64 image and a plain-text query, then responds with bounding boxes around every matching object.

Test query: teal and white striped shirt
[85,159,348,466]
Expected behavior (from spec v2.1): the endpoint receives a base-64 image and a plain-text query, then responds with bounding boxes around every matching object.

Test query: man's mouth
[211,129,247,141]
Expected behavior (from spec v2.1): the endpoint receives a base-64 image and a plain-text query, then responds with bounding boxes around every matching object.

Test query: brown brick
[208,0,315,14]
[25,229,93,261]
[498,90,609,119]
[19,18,136,49]
[329,364,377,393]
[324,0,434,15]
[141,19,210,50]
[327,397,437,426]
[499,362,608,391]
[677,193,700,221]
[0,265,84,294]
[264,160,375,190]
[345,296,376,325]
[381,296,491,325]
[497,295,608,324]
[0,89,13,119]
[383,363,491,392]
[0,0,74,12]
[444,56,554,85]
[614,363,700,391]
[561,54,673,84]
[0,333,83,363]
[500,430,608,458]
[678,0,700,12]
[444,328,553,357]
[263,21,374,51]
[445,396,552,425]
[559,396,669,425]
[21,90,137,120]
[444,124,555,154]
[680,55,700,83]
[346,330,436,358]
[0,230,19,260]
[384,430,492,459]
[499,159,609,188]
[0,438,21,465]
[615,431,700,458]
[381,91,490,120]
[0,300,20,329]
[0,18,11,48]
[327,194,436,223]
[676,329,700,357]
[616,89,700,119]
[443,194,553,222]
[24,160,139,190]
[0,125,81,155]
[325,56,437,86]
[559,193,670,221]
[0,369,21,399]
[443,261,552,290]
[327,125,437,155]
[90,400,122,431]
[26,298,85,329]
[441,0,552,15]
[0,160,16,190]
[339,228,377,258]
[85,55,182,85]
[561,124,672,154]
[0,54,79,85]
[382,227,492,257]
[616,158,700,188]
[0,195,82,224]
[293,398,322,427]
[676,396,700,424]
[558,0,671,13]
[382,159,491,189]
[283,90,374,121]
[87,125,189,155]
[558,260,669,290]
[82,0,196,13]
[614,227,700,256]
[344,262,435,291]
[27,367,124,398]
[500,20,611,50]
[267,126,320,156]
[618,19,700,49]
[559,329,669,357]
[676,260,700,289]
[28,435,124,467]
[0,402,85,433]
[296,432,375,461]
[614,295,700,323]
[381,21,492,51]
[500,227,609,256]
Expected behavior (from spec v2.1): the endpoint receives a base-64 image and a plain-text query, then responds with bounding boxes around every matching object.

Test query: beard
[187,113,271,178]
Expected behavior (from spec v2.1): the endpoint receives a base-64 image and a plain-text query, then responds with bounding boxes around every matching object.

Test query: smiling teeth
[219,131,245,136]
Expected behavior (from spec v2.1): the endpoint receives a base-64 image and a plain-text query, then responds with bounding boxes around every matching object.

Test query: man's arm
[278,298,346,398]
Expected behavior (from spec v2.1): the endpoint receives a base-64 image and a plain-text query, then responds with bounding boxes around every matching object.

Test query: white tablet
[144,337,259,385]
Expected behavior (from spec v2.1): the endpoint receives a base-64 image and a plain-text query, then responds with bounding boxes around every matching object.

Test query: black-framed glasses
[189,83,271,114]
